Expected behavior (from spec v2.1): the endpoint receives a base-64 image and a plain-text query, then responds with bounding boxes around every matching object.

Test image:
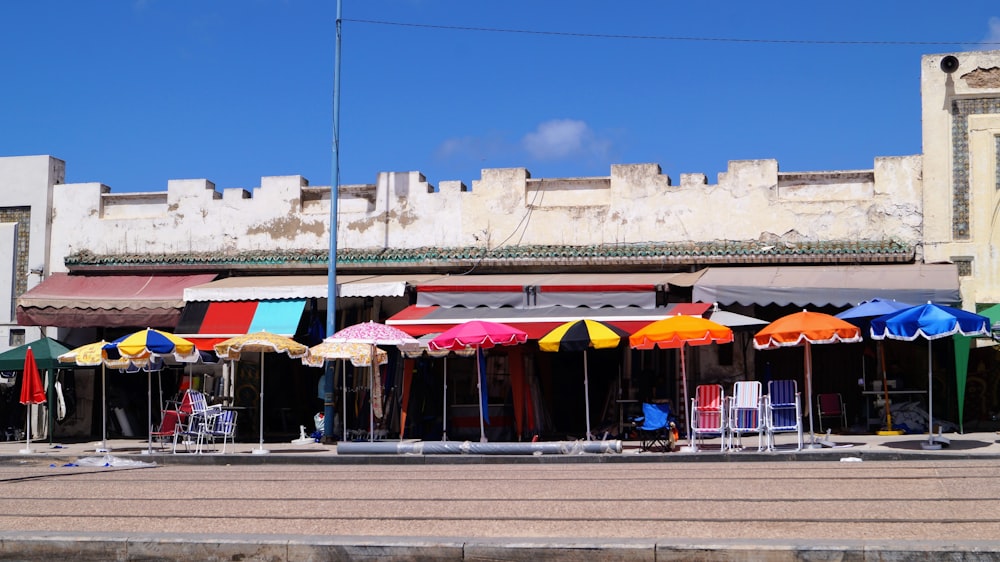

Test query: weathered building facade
[3,49,1000,439]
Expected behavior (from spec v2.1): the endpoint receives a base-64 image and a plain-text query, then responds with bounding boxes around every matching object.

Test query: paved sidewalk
[1,429,998,465]
[0,432,999,561]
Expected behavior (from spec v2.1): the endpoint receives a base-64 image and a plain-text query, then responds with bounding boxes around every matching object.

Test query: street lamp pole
[324,0,342,442]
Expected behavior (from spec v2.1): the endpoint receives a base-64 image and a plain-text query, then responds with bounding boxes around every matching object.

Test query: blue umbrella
[836,298,914,323]
[870,303,989,449]
[837,299,913,435]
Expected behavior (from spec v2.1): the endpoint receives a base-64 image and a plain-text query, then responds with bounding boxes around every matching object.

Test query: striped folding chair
[765,379,803,451]
[727,381,764,451]
[690,384,726,451]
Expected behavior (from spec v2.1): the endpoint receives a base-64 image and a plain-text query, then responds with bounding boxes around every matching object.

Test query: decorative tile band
[952,98,1000,239]
[0,207,31,299]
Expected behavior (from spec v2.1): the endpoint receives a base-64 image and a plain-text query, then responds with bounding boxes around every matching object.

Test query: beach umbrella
[18,347,46,454]
[836,298,914,435]
[0,337,72,446]
[303,340,388,441]
[754,310,862,448]
[326,321,419,442]
[870,302,989,449]
[539,319,629,440]
[104,329,200,454]
[629,315,733,449]
[428,321,528,442]
[105,328,199,362]
[402,334,475,441]
[214,331,308,454]
[58,341,146,453]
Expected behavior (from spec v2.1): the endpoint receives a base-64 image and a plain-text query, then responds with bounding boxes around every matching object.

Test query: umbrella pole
[342,360,347,442]
[679,346,695,452]
[98,364,110,453]
[253,351,268,454]
[144,370,153,455]
[583,349,592,441]
[804,342,819,448]
[877,342,903,436]
[21,404,32,454]
[369,360,374,443]
[477,348,487,443]
[442,356,448,441]
[922,340,941,450]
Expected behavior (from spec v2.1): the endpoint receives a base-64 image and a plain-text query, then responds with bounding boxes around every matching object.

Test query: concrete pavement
[0,431,998,560]
[2,428,999,464]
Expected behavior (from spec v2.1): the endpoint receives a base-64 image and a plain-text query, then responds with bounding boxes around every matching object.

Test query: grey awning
[692,264,961,308]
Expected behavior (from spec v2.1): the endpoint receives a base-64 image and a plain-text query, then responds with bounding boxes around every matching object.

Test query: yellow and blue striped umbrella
[105,328,199,361]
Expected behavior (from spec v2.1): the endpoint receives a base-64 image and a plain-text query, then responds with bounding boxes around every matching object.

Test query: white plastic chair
[727,381,764,451]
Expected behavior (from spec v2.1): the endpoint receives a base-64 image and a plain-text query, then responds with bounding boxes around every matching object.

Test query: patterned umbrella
[328,321,419,348]
[754,310,862,448]
[540,319,629,440]
[630,315,733,449]
[304,340,387,368]
[429,321,528,442]
[871,302,989,449]
[214,331,308,454]
[327,322,418,442]
[303,339,388,443]
[18,347,46,454]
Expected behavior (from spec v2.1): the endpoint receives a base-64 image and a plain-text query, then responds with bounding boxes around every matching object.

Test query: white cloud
[522,119,596,160]
[981,17,1000,50]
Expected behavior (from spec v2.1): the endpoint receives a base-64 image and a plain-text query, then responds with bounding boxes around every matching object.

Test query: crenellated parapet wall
[47,157,923,274]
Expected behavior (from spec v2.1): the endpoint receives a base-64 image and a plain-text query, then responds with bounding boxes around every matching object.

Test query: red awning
[16,273,217,328]
[386,302,712,339]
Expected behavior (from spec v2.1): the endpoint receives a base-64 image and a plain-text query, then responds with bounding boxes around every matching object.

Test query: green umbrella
[0,337,72,371]
[0,337,72,445]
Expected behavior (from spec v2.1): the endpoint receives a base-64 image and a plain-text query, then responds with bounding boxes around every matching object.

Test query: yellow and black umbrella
[539,319,630,440]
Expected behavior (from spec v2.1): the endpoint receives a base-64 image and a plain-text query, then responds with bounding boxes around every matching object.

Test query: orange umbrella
[630,315,733,448]
[19,347,46,454]
[753,310,862,447]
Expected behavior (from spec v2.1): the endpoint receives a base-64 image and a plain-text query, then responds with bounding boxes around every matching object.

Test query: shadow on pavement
[882,439,993,451]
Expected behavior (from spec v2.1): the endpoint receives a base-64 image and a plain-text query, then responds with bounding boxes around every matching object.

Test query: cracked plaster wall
[47,154,922,275]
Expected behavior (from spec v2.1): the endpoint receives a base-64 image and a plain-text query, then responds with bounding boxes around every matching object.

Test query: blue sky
[3,1,1000,193]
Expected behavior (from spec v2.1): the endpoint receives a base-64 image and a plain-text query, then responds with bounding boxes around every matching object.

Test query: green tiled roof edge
[64,240,914,268]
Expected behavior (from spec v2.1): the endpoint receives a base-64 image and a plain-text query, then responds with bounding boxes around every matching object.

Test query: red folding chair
[690,384,727,451]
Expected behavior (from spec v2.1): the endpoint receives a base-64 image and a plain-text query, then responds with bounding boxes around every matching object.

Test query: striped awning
[175,300,307,351]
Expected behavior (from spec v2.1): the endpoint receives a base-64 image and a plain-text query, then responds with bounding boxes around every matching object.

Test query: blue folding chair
[765,379,803,451]
[631,402,676,452]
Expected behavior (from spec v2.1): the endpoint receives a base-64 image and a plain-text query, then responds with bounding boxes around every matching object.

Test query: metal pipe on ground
[337,440,622,455]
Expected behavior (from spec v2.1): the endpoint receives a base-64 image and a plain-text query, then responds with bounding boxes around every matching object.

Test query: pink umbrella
[428,321,528,442]
[328,321,419,441]
[19,347,46,454]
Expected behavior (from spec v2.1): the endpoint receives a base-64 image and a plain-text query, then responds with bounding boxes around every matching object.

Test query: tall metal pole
[323,0,342,442]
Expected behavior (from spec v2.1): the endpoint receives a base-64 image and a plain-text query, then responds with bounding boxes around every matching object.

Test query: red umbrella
[428,321,528,442]
[19,346,46,454]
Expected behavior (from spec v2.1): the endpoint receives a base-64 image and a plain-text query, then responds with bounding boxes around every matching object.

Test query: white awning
[183,274,443,302]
